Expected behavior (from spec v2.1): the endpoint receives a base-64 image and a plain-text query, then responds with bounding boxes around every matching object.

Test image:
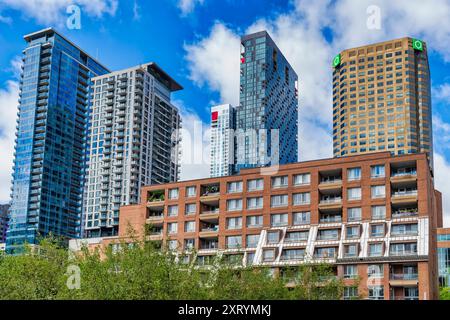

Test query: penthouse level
[70,152,442,300]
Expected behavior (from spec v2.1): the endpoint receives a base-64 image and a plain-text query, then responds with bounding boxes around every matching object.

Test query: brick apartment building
[70,152,442,300]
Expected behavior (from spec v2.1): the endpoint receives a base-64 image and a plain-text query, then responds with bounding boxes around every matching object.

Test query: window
[247,197,263,209]
[368,264,384,277]
[167,222,178,234]
[347,187,361,200]
[271,213,288,227]
[369,243,383,256]
[293,212,310,225]
[347,167,361,181]
[370,224,385,237]
[390,242,417,256]
[227,181,243,193]
[168,205,178,217]
[246,234,260,248]
[346,226,360,239]
[368,286,384,300]
[263,249,276,262]
[185,203,196,215]
[317,229,339,240]
[347,207,362,221]
[267,231,280,244]
[281,249,305,260]
[184,239,195,250]
[226,236,242,249]
[371,185,385,199]
[285,231,309,242]
[391,223,418,236]
[227,199,242,211]
[344,265,358,278]
[247,178,264,191]
[344,287,359,300]
[247,215,263,228]
[271,194,288,207]
[272,175,288,188]
[226,217,242,230]
[186,186,196,197]
[371,205,386,219]
[344,244,359,257]
[294,173,310,185]
[314,247,336,258]
[168,240,178,250]
[293,192,310,205]
[371,165,385,178]
[184,221,196,233]
[168,188,179,199]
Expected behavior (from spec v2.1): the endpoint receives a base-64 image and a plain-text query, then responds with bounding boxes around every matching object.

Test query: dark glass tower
[7,28,109,253]
[235,31,298,172]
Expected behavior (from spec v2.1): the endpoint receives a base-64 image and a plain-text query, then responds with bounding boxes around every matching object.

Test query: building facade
[7,28,109,253]
[210,104,236,177]
[72,152,442,300]
[0,204,9,243]
[437,227,450,288]
[332,37,433,165]
[82,63,182,238]
[235,31,298,172]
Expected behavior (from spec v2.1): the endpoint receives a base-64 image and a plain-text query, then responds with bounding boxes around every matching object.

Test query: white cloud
[0,80,19,204]
[433,83,450,102]
[434,153,450,227]
[0,0,118,26]
[184,22,240,106]
[132,0,141,21]
[177,0,204,16]
[172,100,210,181]
[0,13,12,24]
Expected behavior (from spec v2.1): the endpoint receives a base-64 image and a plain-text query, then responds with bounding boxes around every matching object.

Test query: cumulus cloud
[184,22,240,106]
[0,0,118,26]
[177,0,204,16]
[434,154,450,227]
[0,80,19,204]
[172,100,211,181]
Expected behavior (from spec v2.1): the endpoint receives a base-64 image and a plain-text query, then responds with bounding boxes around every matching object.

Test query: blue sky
[0,0,450,225]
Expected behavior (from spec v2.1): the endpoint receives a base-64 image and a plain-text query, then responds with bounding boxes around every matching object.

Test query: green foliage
[440,287,450,300]
[148,190,164,202]
[0,237,345,300]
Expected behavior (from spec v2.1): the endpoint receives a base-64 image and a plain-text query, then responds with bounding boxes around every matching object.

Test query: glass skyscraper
[7,28,109,253]
[235,31,298,172]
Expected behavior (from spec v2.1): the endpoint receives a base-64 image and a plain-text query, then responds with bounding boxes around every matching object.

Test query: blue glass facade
[7,28,109,253]
[235,31,298,173]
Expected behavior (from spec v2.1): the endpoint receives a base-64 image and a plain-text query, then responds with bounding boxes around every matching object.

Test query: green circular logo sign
[332,54,341,67]
[413,39,423,51]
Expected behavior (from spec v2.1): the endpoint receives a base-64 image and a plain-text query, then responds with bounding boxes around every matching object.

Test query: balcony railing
[391,230,418,236]
[319,197,342,204]
[320,178,342,184]
[392,190,418,197]
[200,242,218,250]
[390,273,418,280]
[392,209,418,218]
[319,216,342,223]
[391,170,417,177]
[390,250,417,256]
[390,296,419,300]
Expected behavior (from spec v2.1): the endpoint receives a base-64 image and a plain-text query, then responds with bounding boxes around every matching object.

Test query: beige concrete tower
[332,37,433,167]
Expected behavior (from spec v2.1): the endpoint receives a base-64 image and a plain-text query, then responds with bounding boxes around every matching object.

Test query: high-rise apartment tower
[7,28,109,253]
[332,37,433,165]
[83,63,182,238]
[235,31,298,172]
[210,104,236,177]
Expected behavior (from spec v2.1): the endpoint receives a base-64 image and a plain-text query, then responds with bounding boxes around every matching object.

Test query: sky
[0,0,449,226]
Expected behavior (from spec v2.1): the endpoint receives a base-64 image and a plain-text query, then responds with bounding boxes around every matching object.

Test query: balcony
[392,207,418,219]
[199,184,220,205]
[199,206,219,222]
[199,225,219,238]
[319,213,342,223]
[200,239,219,250]
[146,212,164,226]
[318,196,342,210]
[390,166,417,184]
[147,190,165,209]
[319,170,342,191]
[391,189,418,204]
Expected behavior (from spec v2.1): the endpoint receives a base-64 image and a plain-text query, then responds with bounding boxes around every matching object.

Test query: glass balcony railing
[390,273,418,280]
